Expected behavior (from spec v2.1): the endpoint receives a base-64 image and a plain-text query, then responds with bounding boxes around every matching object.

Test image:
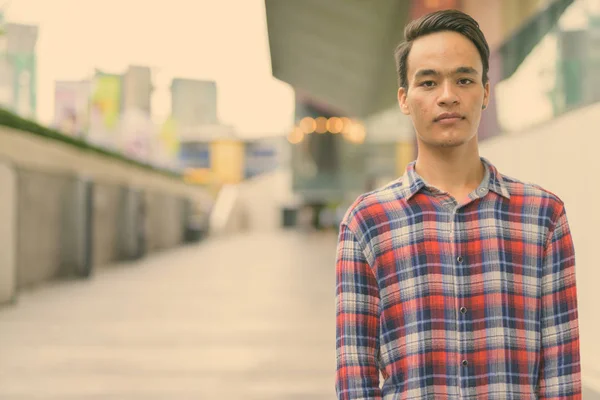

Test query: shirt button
[457,256,464,263]
[477,187,488,195]
[460,307,467,314]
[462,360,468,366]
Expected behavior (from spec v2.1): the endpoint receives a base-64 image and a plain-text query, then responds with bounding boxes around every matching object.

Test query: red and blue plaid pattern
[335,158,581,399]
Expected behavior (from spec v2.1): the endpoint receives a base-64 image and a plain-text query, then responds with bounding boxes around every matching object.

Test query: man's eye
[458,78,473,85]
[420,81,435,87]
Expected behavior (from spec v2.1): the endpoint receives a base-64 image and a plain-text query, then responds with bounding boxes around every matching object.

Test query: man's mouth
[434,113,465,123]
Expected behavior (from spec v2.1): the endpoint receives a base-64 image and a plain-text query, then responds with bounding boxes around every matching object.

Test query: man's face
[398,31,490,149]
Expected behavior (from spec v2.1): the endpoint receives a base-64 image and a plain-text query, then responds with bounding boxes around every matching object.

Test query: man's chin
[417,130,476,149]
[420,137,468,149]
[437,139,466,148]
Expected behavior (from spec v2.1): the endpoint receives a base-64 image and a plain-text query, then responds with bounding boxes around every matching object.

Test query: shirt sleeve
[538,206,582,399]
[335,222,382,400]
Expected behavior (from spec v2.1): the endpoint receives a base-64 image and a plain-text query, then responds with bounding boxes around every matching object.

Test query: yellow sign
[210,140,245,184]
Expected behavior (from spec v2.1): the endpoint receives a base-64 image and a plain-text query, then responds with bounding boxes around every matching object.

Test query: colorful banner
[119,108,156,162]
[87,73,121,149]
[53,80,90,137]
[11,53,36,118]
[0,10,14,109]
[153,116,181,170]
[0,12,9,108]
[0,58,12,109]
[0,20,38,118]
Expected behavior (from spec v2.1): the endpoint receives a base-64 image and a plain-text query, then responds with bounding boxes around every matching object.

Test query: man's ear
[482,81,490,110]
[398,87,410,115]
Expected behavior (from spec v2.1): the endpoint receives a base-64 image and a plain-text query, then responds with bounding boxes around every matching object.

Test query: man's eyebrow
[414,69,439,78]
[454,66,478,75]
[414,66,479,79]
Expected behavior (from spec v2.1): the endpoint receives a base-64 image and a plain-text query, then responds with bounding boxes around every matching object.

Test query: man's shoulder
[340,177,406,230]
[500,172,565,209]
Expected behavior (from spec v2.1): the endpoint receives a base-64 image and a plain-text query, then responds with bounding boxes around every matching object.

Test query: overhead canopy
[265,0,411,119]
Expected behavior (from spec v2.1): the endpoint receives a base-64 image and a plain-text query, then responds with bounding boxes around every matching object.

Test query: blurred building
[170,78,217,128]
[264,0,581,228]
[168,79,240,186]
[171,78,218,171]
[244,136,283,180]
[120,66,155,163]
[178,122,241,187]
[122,65,152,114]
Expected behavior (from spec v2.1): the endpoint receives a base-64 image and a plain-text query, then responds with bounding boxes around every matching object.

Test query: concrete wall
[0,126,212,297]
[479,102,600,392]
[92,182,122,268]
[145,191,186,252]
[16,168,72,287]
[0,159,16,304]
[208,168,298,236]
[241,168,293,232]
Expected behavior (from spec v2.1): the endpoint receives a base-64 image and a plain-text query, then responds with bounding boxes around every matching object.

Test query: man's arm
[538,205,581,399]
[335,223,381,400]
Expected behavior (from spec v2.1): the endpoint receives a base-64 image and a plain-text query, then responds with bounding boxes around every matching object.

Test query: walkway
[1,229,599,399]
[0,231,338,399]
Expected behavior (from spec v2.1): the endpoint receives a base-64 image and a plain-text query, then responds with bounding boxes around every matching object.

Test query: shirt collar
[399,157,510,200]
[482,157,511,199]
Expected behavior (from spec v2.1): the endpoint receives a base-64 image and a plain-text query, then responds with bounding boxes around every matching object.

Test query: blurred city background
[0,0,599,398]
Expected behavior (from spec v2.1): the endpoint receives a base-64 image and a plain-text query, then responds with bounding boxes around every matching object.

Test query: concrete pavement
[0,231,338,399]
[1,229,599,399]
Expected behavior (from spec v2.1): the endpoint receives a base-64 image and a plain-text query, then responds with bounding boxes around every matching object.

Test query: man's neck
[414,143,485,200]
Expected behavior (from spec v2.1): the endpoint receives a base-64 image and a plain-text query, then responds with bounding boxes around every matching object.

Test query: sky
[3,0,295,138]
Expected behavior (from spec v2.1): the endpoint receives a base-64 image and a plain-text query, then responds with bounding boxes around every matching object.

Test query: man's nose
[437,82,459,106]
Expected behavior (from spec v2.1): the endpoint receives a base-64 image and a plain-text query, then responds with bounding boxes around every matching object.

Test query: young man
[335,9,581,400]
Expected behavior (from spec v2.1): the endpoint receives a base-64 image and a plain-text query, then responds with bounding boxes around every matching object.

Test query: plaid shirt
[335,158,581,399]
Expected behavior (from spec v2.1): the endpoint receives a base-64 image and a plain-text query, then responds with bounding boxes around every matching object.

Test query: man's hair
[394,9,490,90]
